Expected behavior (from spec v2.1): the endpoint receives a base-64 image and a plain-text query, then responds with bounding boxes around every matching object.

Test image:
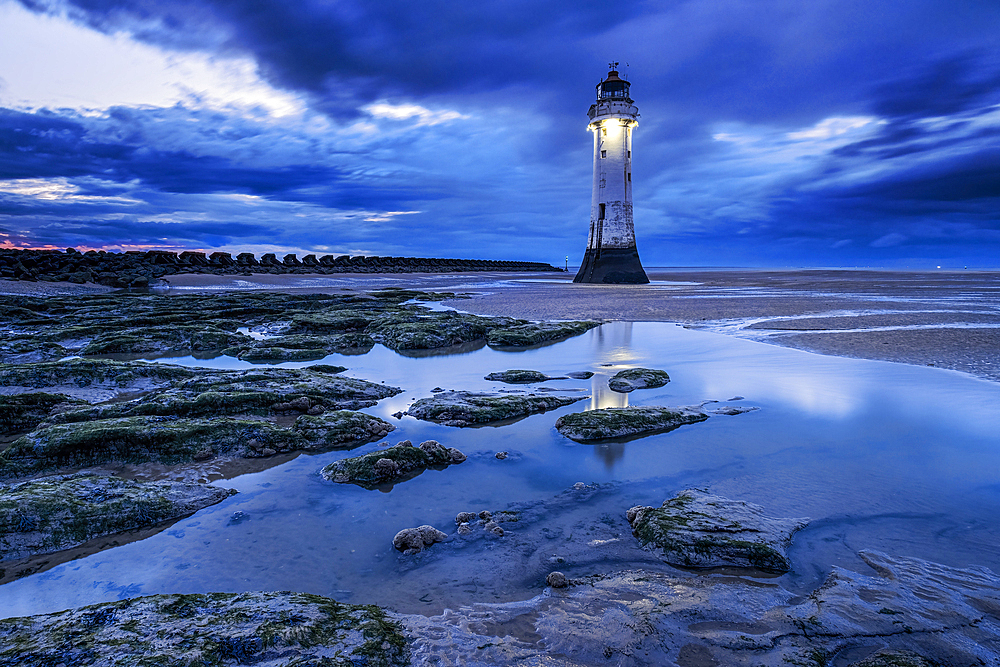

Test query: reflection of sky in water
[5,322,1000,617]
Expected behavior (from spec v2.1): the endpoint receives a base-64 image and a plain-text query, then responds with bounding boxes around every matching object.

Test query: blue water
[3,322,1000,617]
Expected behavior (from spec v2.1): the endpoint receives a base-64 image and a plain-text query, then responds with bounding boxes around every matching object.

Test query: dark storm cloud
[9,0,1000,265]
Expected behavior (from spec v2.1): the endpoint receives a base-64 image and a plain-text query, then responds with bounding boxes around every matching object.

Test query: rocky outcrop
[402,550,1000,665]
[0,473,235,564]
[484,369,566,383]
[292,411,395,448]
[626,489,809,573]
[486,320,602,347]
[554,406,708,442]
[0,393,86,436]
[393,525,448,554]
[608,367,670,392]
[321,440,466,487]
[0,591,409,667]
[408,391,587,427]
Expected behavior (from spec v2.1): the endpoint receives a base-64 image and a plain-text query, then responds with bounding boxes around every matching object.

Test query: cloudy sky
[1,0,999,267]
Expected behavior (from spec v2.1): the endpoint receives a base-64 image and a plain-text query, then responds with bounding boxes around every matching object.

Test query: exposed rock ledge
[4,550,998,665]
[407,391,586,427]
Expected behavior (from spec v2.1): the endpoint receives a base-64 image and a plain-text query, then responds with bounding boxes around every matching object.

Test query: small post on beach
[573,65,649,284]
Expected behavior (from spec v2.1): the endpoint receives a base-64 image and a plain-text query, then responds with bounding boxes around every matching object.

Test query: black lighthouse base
[573,246,649,284]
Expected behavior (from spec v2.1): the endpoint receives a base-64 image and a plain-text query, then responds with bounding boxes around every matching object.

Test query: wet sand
[4,267,999,382]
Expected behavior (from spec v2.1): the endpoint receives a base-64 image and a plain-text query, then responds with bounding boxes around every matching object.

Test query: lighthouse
[574,64,649,284]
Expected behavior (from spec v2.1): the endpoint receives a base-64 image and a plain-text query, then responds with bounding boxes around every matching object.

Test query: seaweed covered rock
[79,325,249,356]
[486,320,601,347]
[1,416,306,478]
[171,366,400,411]
[321,440,466,487]
[0,359,195,400]
[393,525,448,554]
[850,650,939,667]
[0,336,68,364]
[408,391,586,427]
[484,370,566,384]
[0,473,235,563]
[626,489,809,573]
[608,367,670,393]
[371,312,508,351]
[0,393,86,435]
[0,591,409,667]
[293,411,395,448]
[554,406,708,442]
[236,346,329,362]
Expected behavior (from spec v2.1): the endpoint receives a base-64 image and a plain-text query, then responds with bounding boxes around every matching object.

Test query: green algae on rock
[236,346,329,361]
[0,473,235,563]
[0,591,409,667]
[607,367,670,393]
[408,391,587,427]
[370,312,512,351]
[1,416,307,478]
[79,325,250,356]
[293,411,395,448]
[321,440,466,487]
[554,406,707,442]
[626,489,809,573]
[484,369,567,384]
[486,320,601,348]
[0,393,86,436]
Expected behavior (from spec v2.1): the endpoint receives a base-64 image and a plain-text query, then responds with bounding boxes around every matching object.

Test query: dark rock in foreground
[486,320,601,347]
[484,369,566,383]
[403,550,998,665]
[554,406,708,442]
[321,440,466,487]
[293,411,394,448]
[608,367,670,393]
[0,591,409,667]
[626,489,808,573]
[408,391,587,427]
[0,473,235,564]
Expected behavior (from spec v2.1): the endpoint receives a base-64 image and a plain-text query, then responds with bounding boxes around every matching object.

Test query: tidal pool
[3,321,1000,618]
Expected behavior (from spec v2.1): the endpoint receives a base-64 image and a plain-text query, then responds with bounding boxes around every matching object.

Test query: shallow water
[4,322,1000,618]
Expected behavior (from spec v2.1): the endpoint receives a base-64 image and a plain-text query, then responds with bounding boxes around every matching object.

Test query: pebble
[546,571,568,588]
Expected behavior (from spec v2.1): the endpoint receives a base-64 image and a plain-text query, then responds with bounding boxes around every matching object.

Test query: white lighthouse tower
[574,64,649,284]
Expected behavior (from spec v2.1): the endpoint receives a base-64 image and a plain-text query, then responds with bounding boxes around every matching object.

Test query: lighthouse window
[628,150,631,158]
[628,173,632,181]
[599,203,606,220]
[601,150,607,158]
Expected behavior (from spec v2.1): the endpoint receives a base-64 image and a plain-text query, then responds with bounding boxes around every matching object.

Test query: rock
[495,451,508,460]
[486,321,601,347]
[79,325,250,356]
[391,410,404,419]
[0,393,87,436]
[0,591,408,666]
[321,440,467,487]
[457,522,472,535]
[455,512,477,524]
[0,416,293,477]
[292,411,394,449]
[626,489,808,573]
[710,405,760,415]
[483,521,504,537]
[408,391,586,427]
[393,525,448,554]
[607,367,670,393]
[401,550,1000,666]
[554,406,708,442]
[237,346,328,361]
[850,650,939,667]
[484,369,566,383]
[478,510,493,521]
[546,571,568,588]
[566,371,595,379]
[0,473,235,564]
[227,511,250,525]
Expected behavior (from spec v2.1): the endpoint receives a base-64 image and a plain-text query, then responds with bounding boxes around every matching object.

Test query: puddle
[3,322,1000,619]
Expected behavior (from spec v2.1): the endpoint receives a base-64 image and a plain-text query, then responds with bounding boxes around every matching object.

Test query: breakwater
[0,248,560,288]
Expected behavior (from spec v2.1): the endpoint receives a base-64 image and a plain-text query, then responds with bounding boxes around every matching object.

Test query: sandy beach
[19,267,993,383]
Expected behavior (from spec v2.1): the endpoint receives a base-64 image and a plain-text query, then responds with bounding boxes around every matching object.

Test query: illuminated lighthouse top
[574,64,649,284]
